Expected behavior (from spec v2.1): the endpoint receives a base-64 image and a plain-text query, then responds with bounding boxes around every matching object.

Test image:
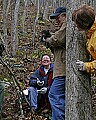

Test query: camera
[40,30,51,42]
[40,30,54,53]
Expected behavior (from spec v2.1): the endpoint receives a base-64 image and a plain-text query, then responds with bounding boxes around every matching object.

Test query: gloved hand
[37,87,47,94]
[37,79,44,86]
[45,38,50,43]
[23,89,29,96]
[76,60,85,71]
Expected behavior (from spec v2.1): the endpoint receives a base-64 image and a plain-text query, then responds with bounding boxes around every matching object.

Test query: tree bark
[43,0,49,20]
[32,0,40,47]
[22,0,28,33]
[66,1,94,120]
[11,0,20,56]
[3,0,8,50]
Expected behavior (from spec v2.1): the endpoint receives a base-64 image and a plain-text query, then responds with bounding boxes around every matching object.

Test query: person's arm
[29,70,38,87]
[46,21,66,47]
[85,60,96,73]
[29,70,44,88]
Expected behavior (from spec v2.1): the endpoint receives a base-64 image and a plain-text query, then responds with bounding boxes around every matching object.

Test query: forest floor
[0,2,96,120]
[2,85,52,120]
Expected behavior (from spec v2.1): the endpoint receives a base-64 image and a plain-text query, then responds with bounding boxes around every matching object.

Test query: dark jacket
[29,63,54,90]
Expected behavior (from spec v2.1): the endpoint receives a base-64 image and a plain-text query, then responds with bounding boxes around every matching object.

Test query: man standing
[45,7,66,120]
[29,54,54,110]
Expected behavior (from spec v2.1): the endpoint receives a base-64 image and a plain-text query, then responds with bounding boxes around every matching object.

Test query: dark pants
[0,81,4,113]
[48,76,65,120]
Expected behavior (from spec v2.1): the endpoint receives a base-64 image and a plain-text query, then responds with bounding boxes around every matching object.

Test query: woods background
[0,0,96,120]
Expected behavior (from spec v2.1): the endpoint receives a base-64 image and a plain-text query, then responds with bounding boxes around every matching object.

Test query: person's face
[55,14,66,26]
[41,55,51,66]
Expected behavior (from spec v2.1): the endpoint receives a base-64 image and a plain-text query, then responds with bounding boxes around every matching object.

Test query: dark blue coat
[29,63,54,89]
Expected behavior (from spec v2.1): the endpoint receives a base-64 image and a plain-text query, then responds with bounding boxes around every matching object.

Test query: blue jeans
[29,87,38,109]
[29,87,49,109]
[48,76,65,120]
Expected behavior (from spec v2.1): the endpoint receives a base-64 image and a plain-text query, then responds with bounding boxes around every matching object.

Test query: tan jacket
[47,21,66,78]
[85,18,96,73]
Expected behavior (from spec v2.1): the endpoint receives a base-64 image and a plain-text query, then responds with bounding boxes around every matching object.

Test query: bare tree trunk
[32,0,40,47]
[66,0,94,120]
[53,0,58,8]
[34,0,37,6]
[11,0,20,56]
[11,0,15,56]
[3,0,8,50]
[6,0,11,18]
[22,0,28,33]
[43,0,49,20]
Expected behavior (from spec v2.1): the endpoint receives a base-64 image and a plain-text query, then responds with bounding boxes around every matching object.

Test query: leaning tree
[66,0,95,120]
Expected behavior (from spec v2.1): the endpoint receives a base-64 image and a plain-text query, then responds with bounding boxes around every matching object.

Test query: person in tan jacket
[45,7,66,120]
[72,5,96,73]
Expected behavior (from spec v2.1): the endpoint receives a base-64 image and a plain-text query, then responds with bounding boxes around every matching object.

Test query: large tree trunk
[66,1,94,120]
